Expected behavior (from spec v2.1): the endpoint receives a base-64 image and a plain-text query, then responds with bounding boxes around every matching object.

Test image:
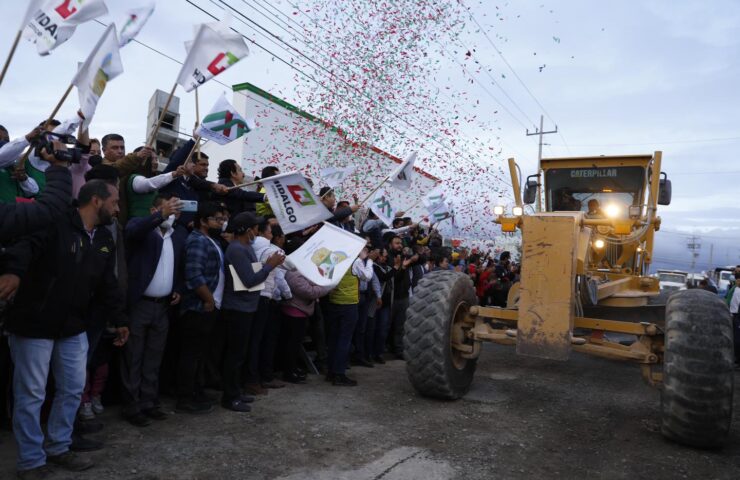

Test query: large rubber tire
[661,289,734,448]
[404,271,478,400]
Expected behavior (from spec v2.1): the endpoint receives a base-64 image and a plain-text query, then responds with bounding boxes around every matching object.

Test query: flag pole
[0,30,22,88]
[194,88,201,159]
[146,82,178,149]
[18,83,75,168]
[406,197,424,211]
[228,179,262,190]
[358,174,391,206]
[182,136,201,165]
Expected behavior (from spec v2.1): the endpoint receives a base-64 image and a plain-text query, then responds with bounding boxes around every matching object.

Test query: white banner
[286,222,367,288]
[117,1,155,47]
[24,0,109,56]
[320,165,356,189]
[423,186,450,222]
[389,151,417,191]
[196,94,255,145]
[370,189,397,228]
[261,171,333,235]
[176,23,249,92]
[71,24,123,131]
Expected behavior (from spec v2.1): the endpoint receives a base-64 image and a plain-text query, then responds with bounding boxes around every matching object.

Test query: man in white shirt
[120,195,186,426]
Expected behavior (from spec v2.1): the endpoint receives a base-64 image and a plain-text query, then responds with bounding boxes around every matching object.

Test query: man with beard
[2,179,128,477]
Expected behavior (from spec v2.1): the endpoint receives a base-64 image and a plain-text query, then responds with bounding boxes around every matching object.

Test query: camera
[32,132,101,165]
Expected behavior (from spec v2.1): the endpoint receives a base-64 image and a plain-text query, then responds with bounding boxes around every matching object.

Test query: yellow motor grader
[404,152,734,448]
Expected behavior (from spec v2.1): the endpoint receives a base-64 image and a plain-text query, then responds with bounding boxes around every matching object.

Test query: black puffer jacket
[0,165,72,243]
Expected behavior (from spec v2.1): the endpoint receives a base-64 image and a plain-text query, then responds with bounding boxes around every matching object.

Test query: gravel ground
[1,343,739,479]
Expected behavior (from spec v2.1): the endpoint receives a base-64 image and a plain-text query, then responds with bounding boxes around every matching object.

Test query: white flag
[117,2,155,47]
[196,94,255,145]
[261,171,333,235]
[176,23,249,92]
[423,186,450,222]
[21,0,45,28]
[24,0,109,56]
[286,222,367,288]
[370,189,397,228]
[320,166,356,189]
[71,24,123,131]
[389,151,417,191]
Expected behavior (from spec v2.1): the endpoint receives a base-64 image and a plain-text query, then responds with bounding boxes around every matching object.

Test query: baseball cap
[225,211,265,234]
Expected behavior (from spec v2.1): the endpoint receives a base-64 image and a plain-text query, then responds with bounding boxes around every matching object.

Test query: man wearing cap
[221,212,284,412]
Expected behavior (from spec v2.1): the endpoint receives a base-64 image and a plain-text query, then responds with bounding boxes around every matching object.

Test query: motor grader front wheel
[404,271,479,399]
[661,289,735,448]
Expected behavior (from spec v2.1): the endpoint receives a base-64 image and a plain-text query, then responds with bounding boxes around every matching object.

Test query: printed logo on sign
[55,0,79,19]
[287,185,316,206]
[374,196,392,217]
[202,110,249,137]
[570,168,618,178]
[273,180,298,223]
[208,51,239,76]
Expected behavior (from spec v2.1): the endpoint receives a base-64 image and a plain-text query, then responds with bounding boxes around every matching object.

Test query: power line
[562,136,740,147]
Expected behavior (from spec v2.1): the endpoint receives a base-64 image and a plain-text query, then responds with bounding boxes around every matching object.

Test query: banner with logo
[388,151,417,191]
[117,1,155,47]
[176,23,249,92]
[71,24,123,130]
[370,189,397,227]
[285,222,367,288]
[320,165,356,189]
[196,94,255,145]
[24,0,109,55]
[260,171,333,234]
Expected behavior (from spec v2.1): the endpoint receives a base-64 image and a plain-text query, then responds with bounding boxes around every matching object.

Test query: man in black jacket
[3,179,128,477]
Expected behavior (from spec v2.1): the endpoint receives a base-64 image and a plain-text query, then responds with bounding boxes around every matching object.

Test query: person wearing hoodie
[281,270,332,383]
[245,221,292,394]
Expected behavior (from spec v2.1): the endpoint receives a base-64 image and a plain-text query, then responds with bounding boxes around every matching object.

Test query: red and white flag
[24,0,109,56]
[176,23,249,92]
[117,2,155,47]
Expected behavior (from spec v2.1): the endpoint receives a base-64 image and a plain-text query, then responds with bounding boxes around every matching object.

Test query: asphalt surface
[1,343,739,479]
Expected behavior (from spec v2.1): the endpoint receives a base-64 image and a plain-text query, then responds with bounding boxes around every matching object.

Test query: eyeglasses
[208,216,226,223]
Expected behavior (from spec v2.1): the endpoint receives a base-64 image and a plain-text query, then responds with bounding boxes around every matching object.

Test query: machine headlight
[493,205,505,215]
[512,206,524,216]
[593,239,606,249]
[604,203,621,218]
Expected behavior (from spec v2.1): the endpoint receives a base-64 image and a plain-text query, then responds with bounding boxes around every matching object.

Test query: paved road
[1,344,738,479]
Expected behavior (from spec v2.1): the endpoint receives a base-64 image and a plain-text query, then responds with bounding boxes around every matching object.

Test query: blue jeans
[326,303,359,375]
[9,333,88,470]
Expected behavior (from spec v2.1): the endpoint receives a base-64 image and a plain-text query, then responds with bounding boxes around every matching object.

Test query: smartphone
[179,200,198,213]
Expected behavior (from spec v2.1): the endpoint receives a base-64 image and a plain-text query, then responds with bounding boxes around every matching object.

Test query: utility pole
[686,235,702,271]
[526,114,558,212]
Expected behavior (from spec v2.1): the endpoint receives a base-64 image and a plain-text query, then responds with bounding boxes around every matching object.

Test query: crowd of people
[0,118,495,479]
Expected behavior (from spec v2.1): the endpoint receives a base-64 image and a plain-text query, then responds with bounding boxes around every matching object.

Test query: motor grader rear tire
[404,271,478,400]
[661,289,734,449]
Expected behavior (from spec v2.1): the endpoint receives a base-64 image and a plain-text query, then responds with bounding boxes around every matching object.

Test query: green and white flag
[370,189,397,228]
[423,186,449,222]
[320,165,355,189]
[196,94,255,145]
[261,171,333,234]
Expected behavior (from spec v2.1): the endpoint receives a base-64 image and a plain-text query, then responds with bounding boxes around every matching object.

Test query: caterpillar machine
[404,152,734,448]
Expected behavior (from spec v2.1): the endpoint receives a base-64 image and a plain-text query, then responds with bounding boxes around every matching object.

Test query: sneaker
[74,418,103,435]
[78,402,95,421]
[142,408,168,421]
[373,356,386,365]
[243,383,269,396]
[332,375,358,387]
[125,412,153,427]
[16,465,53,479]
[175,400,214,415]
[91,396,104,415]
[70,434,103,452]
[47,451,94,472]
[282,372,306,384]
[222,399,251,412]
[261,380,286,389]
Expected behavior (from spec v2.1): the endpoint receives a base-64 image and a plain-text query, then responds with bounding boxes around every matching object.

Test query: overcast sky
[1,0,738,270]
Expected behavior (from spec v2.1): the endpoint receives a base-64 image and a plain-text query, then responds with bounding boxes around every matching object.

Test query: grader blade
[516,213,580,360]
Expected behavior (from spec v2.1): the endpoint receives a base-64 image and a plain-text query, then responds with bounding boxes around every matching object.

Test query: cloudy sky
[1,0,738,271]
